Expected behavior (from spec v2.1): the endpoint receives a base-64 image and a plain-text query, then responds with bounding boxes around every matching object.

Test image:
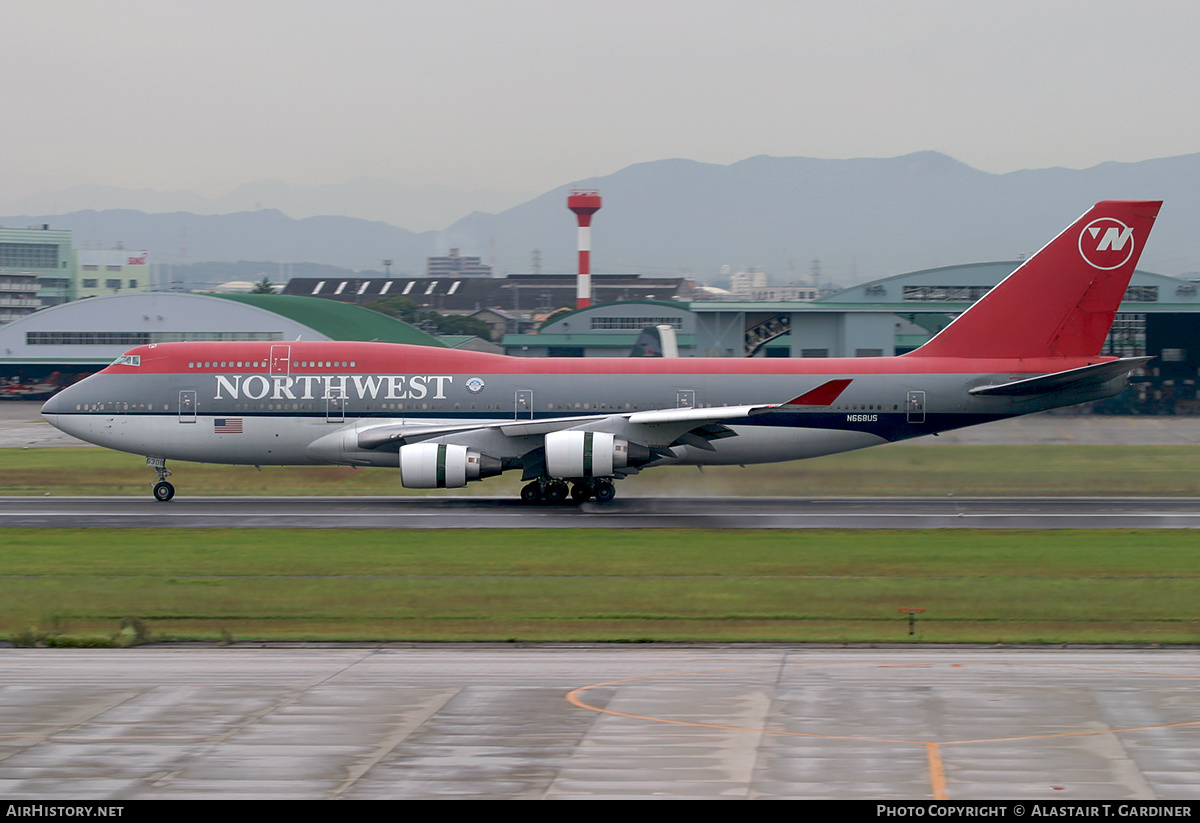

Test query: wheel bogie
[519,476,618,505]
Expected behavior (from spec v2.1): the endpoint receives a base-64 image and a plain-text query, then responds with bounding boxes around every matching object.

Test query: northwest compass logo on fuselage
[1079,217,1135,270]
[465,377,486,394]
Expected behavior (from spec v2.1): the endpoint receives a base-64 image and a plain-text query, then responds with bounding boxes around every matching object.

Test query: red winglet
[784,379,852,406]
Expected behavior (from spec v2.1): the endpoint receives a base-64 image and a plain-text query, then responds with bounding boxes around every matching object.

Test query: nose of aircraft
[41,381,76,425]
[39,381,101,445]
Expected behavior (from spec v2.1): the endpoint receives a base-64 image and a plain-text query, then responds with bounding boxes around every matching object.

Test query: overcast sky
[3,0,1199,205]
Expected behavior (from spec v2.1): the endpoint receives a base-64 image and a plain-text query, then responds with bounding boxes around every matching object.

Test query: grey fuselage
[40,342,1127,478]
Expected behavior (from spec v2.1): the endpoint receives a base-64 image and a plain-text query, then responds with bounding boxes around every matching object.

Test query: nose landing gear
[147,456,175,502]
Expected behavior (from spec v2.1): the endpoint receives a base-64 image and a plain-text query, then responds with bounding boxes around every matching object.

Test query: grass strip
[3,444,1200,497]
[4,528,1200,645]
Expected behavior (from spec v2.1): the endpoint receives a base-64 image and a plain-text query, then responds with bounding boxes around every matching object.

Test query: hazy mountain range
[3,151,1198,287]
[2,179,535,235]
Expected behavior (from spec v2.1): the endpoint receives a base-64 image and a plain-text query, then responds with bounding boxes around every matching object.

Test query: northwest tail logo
[1079,217,1135,270]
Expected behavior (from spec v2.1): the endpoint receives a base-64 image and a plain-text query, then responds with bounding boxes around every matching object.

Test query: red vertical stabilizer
[908,200,1162,359]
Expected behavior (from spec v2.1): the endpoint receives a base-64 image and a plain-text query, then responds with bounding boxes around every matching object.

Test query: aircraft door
[179,390,197,423]
[270,345,291,376]
[676,389,695,408]
[906,390,925,424]
[326,388,345,423]
[514,389,533,420]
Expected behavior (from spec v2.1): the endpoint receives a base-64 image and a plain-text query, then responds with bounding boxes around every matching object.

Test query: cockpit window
[112,354,141,367]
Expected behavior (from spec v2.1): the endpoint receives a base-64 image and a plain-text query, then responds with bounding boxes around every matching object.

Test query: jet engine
[399,442,501,488]
[544,431,649,478]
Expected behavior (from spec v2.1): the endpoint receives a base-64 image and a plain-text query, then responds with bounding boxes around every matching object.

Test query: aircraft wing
[356,403,770,451]
[356,378,853,452]
[356,414,611,450]
[968,357,1151,397]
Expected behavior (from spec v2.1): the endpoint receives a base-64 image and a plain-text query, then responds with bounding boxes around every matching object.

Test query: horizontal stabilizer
[783,379,853,406]
[968,357,1151,397]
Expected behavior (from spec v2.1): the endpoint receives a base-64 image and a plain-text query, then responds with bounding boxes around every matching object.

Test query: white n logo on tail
[1093,226,1133,251]
[1079,218,1135,270]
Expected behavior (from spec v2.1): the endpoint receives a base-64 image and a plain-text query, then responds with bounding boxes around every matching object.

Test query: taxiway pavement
[1,646,1199,800]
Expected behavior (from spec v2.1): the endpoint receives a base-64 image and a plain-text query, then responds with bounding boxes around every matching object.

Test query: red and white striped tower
[567,189,602,309]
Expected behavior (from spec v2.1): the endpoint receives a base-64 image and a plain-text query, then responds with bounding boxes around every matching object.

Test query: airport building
[0,273,41,324]
[0,225,75,306]
[0,292,443,382]
[425,249,492,278]
[0,225,154,308]
[75,249,153,300]
[504,301,701,357]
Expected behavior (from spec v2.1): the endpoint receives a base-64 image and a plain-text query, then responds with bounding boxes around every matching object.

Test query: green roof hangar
[0,292,444,385]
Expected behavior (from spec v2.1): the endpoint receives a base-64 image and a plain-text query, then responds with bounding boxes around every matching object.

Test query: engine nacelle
[544,431,634,478]
[399,443,501,488]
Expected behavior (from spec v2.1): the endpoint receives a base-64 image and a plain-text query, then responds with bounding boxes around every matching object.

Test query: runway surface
[2,646,1199,800]
[3,494,1199,528]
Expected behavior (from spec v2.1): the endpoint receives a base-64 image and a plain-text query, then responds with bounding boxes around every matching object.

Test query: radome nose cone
[41,392,66,416]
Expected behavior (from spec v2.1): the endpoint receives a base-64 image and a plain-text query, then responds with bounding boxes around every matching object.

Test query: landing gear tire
[520,481,543,503]
[147,458,174,502]
[593,479,616,504]
[544,481,569,504]
[570,482,592,503]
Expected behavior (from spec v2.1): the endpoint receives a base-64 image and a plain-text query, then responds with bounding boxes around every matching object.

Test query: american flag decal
[214,418,243,433]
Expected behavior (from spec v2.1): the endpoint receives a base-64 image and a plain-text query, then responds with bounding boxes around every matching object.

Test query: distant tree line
[363,295,493,342]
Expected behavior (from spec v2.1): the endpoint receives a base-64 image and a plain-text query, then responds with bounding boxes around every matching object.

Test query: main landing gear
[520,477,616,505]
[147,457,175,502]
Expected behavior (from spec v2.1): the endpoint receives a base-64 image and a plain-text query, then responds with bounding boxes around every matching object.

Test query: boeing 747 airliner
[42,201,1161,503]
